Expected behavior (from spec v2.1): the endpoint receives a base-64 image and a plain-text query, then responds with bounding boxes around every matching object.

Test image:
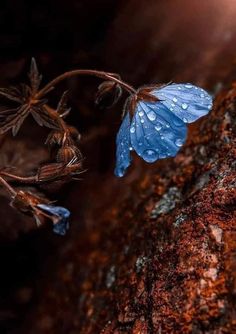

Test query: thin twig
[0,172,38,184]
[0,175,17,197]
[36,70,136,99]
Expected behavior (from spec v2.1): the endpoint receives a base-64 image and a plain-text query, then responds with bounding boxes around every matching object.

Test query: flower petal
[130,101,187,162]
[114,112,132,177]
[152,83,213,123]
[37,204,70,236]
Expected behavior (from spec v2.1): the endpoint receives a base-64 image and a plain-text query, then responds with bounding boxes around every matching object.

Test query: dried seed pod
[37,162,66,182]
[95,81,122,109]
[37,159,83,182]
[11,190,49,225]
[45,130,65,147]
[56,145,83,163]
[67,126,81,143]
[10,189,70,233]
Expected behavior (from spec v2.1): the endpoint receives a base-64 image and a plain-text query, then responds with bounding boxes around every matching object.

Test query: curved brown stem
[0,172,38,184]
[36,70,136,99]
[0,175,17,197]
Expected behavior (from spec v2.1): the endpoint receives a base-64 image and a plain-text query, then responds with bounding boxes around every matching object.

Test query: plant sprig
[0,58,135,233]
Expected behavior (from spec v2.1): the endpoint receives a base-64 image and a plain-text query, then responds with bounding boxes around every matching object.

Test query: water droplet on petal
[208,104,212,110]
[139,111,144,117]
[171,103,175,107]
[130,127,135,133]
[141,119,144,123]
[147,111,156,121]
[200,93,205,98]
[185,84,192,88]
[159,153,167,158]
[173,97,178,103]
[182,103,188,110]
[183,117,188,123]
[129,147,133,151]
[143,149,158,162]
[155,123,162,131]
[166,123,170,128]
[175,138,184,147]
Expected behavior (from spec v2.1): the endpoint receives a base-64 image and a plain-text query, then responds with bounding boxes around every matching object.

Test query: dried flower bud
[10,190,70,235]
[37,162,65,182]
[37,159,83,183]
[95,81,122,109]
[11,190,46,213]
[45,130,65,147]
[11,190,49,226]
[56,145,83,163]
[67,126,81,144]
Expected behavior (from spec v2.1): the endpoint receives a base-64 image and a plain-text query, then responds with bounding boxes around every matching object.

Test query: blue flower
[115,83,213,177]
[37,204,70,236]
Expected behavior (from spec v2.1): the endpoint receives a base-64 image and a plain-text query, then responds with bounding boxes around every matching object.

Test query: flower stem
[0,172,37,184]
[0,175,17,197]
[36,70,136,99]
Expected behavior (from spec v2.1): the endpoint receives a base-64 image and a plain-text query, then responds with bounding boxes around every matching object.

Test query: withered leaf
[31,107,61,130]
[0,105,30,136]
[0,86,25,104]
[56,91,71,118]
[29,58,42,94]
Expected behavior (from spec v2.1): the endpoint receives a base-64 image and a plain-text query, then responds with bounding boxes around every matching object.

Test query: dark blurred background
[0,1,235,333]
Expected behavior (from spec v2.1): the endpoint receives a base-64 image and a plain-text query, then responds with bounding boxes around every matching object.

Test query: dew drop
[143,149,158,162]
[166,123,170,128]
[141,119,144,123]
[139,111,144,117]
[183,117,188,123]
[170,108,173,111]
[173,97,178,103]
[185,84,192,89]
[175,138,184,147]
[200,93,205,98]
[159,153,167,158]
[208,104,212,110]
[155,123,162,131]
[130,127,135,133]
[147,111,156,121]
[182,103,188,110]
[171,103,175,107]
